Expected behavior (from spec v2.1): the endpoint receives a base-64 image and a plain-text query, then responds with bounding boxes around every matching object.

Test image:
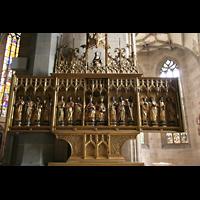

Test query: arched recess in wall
[54,139,71,162]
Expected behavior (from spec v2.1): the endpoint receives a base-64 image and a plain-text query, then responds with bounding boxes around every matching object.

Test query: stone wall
[135,47,200,166]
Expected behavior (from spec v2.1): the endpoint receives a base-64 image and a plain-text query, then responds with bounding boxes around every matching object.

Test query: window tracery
[160,60,179,78]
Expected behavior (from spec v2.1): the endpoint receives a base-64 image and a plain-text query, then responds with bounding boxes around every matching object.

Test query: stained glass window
[166,133,173,144]
[140,132,144,144]
[0,33,21,117]
[181,132,188,143]
[173,133,181,144]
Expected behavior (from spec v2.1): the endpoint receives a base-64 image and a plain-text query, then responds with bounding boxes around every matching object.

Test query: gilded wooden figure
[95,95,107,126]
[13,95,24,126]
[149,97,158,126]
[85,95,96,126]
[159,96,167,127]
[66,96,74,126]
[34,96,43,126]
[110,96,118,126]
[140,96,149,126]
[25,96,35,126]
[126,96,134,126]
[57,96,65,126]
[166,97,176,126]
[74,96,83,126]
[92,51,102,67]
[43,94,52,126]
[117,95,126,126]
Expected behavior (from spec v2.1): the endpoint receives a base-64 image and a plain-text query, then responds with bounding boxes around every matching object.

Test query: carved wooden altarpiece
[5,34,186,166]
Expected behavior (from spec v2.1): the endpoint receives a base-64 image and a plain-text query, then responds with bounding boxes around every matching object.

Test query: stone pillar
[136,133,142,162]
[32,33,62,76]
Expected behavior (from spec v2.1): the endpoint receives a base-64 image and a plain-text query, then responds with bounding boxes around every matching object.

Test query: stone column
[136,133,142,162]
[32,33,62,76]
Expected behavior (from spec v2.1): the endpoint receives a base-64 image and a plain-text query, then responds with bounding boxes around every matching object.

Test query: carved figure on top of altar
[166,97,176,127]
[85,95,96,126]
[94,33,105,48]
[34,96,43,126]
[95,95,107,126]
[57,95,65,126]
[92,51,102,67]
[126,96,134,126]
[43,94,53,126]
[25,96,35,126]
[74,96,83,126]
[117,95,126,126]
[66,96,74,126]
[87,33,105,49]
[14,95,25,126]
[159,96,167,127]
[149,97,158,127]
[140,96,149,126]
[110,96,118,126]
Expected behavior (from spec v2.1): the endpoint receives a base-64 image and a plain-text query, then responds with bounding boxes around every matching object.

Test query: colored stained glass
[140,132,144,144]
[173,133,180,144]
[0,33,21,117]
[181,132,188,143]
[166,133,173,144]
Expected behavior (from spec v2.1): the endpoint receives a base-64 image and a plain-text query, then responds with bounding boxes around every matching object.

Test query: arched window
[160,60,179,78]
[0,33,21,117]
[160,59,188,144]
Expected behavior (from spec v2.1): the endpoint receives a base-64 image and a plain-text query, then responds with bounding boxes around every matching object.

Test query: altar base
[48,162,144,166]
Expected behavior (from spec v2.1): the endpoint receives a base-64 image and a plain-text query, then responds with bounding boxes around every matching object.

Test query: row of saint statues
[13,94,177,127]
[13,95,52,126]
[140,96,177,127]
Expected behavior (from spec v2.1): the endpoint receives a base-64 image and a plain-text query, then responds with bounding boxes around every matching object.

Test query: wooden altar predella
[5,34,186,166]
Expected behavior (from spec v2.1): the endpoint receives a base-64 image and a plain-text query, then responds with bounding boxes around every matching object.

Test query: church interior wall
[134,47,200,165]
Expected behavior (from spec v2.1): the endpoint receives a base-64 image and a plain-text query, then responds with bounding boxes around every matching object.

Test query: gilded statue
[166,97,176,126]
[85,95,96,126]
[34,96,43,126]
[126,96,134,126]
[57,95,65,126]
[25,96,35,126]
[87,33,105,49]
[117,95,126,126]
[66,96,74,126]
[74,96,83,126]
[92,51,102,67]
[94,33,105,48]
[96,96,107,126]
[110,96,118,126]
[140,96,148,126]
[14,95,24,126]
[159,96,167,126]
[43,94,52,126]
[149,97,158,126]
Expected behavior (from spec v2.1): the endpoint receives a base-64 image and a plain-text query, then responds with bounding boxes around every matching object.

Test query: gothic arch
[154,49,182,77]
